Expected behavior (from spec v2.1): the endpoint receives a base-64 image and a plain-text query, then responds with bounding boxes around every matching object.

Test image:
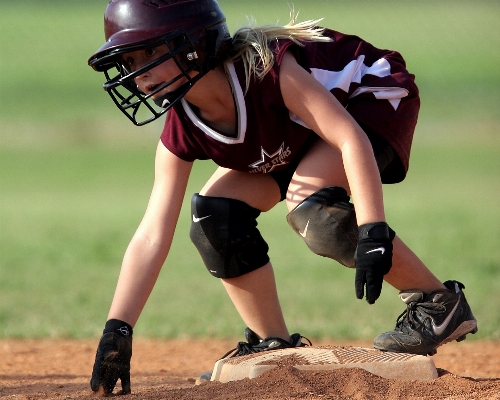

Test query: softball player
[88,0,477,395]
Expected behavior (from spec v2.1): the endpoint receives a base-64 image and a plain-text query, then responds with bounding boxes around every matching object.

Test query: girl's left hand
[354,222,395,304]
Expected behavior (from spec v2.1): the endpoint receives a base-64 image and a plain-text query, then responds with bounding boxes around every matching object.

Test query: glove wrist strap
[358,222,389,239]
[358,222,395,240]
[104,319,133,337]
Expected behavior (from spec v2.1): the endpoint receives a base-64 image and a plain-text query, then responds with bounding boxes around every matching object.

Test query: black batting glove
[354,222,395,304]
[90,319,133,396]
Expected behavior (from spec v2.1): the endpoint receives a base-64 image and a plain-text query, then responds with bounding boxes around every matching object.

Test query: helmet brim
[88,28,170,68]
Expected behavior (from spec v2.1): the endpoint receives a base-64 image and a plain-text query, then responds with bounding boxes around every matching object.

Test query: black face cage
[98,31,203,126]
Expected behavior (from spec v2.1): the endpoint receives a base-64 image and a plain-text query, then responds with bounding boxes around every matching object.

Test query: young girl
[88,0,477,395]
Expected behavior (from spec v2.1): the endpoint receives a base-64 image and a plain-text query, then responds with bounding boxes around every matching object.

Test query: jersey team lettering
[248,143,292,174]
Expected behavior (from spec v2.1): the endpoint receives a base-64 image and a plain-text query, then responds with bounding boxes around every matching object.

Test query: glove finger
[90,357,103,392]
[354,269,366,300]
[99,351,121,395]
[365,272,383,304]
[118,370,131,395]
[101,363,120,395]
[90,346,109,392]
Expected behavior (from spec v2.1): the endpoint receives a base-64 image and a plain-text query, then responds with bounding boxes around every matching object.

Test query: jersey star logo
[248,143,291,173]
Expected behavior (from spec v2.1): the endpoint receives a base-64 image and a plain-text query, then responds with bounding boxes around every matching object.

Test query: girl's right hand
[90,319,133,396]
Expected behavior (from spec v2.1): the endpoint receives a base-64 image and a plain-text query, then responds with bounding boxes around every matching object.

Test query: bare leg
[288,138,446,294]
[200,167,292,341]
[221,262,291,341]
[385,236,445,292]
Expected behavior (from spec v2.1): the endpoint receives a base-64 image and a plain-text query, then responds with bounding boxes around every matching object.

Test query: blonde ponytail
[230,11,332,92]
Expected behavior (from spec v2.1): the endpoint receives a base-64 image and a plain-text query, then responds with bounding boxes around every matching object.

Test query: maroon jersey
[161,28,419,182]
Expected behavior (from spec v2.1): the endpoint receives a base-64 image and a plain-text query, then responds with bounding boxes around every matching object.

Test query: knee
[189,193,270,278]
[286,186,358,267]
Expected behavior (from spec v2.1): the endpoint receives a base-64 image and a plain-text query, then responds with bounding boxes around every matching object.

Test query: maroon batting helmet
[88,0,232,125]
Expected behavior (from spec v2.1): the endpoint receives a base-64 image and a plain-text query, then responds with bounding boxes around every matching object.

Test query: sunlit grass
[0,0,498,339]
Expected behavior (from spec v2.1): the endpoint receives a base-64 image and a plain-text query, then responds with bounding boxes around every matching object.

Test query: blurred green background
[1,0,499,340]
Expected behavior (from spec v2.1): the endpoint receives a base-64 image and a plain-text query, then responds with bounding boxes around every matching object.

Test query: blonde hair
[229,11,332,92]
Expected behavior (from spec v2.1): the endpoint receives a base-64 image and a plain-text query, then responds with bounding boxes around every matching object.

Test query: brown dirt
[1,338,499,399]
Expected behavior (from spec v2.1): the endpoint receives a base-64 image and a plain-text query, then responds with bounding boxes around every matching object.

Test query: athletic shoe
[373,280,478,356]
[195,327,311,384]
[220,327,310,358]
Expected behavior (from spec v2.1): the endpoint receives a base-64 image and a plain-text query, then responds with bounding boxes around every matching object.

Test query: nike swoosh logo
[431,295,461,336]
[193,214,211,223]
[366,247,385,255]
[299,220,310,238]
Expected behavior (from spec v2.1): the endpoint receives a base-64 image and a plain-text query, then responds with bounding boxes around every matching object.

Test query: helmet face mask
[94,31,201,126]
[89,0,232,126]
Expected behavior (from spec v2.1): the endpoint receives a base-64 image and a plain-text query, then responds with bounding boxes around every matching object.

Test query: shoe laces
[395,300,446,334]
[220,334,311,359]
[220,341,266,359]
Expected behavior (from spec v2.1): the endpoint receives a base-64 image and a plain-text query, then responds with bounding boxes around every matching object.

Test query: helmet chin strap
[204,29,219,71]
[152,29,222,110]
[152,65,207,109]
[153,93,173,108]
[153,84,190,108]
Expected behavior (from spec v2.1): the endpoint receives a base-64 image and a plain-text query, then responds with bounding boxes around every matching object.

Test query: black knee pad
[189,193,270,278]
[286,186,358,268]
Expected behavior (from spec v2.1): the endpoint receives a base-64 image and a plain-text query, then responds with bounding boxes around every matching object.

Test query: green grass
[1,124,498,340]
[1,1,499,123]
[1,0,499,340]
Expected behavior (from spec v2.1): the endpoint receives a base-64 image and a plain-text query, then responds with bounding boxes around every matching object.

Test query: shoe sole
[375,319,478,357]
[443,319,478,345]
[428,319,478,356]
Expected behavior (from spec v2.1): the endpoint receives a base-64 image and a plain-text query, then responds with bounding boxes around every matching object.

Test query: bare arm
[107,141,193,326]
[279,51,385,225]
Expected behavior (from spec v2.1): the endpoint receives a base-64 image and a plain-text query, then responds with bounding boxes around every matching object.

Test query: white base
[210,347,437,383]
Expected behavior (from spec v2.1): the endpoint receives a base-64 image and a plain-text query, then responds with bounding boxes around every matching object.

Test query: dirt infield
[1,338,499,399]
